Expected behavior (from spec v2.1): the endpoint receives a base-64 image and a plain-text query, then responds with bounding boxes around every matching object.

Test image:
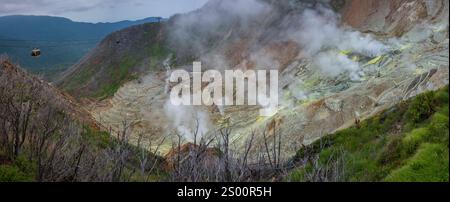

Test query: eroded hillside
[59,0,449,159]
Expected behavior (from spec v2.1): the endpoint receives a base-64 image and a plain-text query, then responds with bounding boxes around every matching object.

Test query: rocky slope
[0,58,97,128]
[59,0,449,158]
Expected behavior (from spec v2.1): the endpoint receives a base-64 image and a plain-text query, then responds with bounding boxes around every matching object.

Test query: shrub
[0,165,33,182]
[13,156,36,176]
[377,136,403,165]
[286,168,306,182]
[433,85,449,104]
[428,113,449,145]
[405,91,435,125]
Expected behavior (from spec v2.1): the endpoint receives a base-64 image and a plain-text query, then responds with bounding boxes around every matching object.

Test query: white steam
[163,55,212,142]
[293,8,387,56]
[170,0,388,80]
[163,0,391,143]
[164,101,212,142]
[313,51,362,80]
[289,8,387,79]
[168,0,272,56]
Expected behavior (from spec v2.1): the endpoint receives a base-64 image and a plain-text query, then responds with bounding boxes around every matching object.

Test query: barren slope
[60,0,449,158]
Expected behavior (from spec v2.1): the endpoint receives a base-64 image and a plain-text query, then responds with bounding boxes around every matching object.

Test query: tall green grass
[288,85,449,182]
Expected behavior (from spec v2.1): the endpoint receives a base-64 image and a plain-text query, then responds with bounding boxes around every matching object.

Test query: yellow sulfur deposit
[339,50,352,55]
[366,55,384,65]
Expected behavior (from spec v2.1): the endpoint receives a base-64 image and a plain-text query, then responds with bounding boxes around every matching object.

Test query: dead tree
[262,124,283,171]
[219,125,232,182]
[110,119,133,182]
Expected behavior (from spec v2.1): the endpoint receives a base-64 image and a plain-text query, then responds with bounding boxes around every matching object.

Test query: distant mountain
[0,15,163,79]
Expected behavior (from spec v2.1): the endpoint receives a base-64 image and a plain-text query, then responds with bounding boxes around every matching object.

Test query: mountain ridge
[0,15,163,78]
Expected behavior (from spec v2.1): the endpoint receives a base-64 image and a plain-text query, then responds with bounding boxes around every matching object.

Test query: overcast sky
[0,0,209,22]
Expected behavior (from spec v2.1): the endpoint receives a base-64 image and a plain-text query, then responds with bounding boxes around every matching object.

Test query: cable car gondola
[31,48,41,57]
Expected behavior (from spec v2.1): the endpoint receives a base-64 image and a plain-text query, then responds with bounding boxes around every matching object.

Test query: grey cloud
[0,0,208,22]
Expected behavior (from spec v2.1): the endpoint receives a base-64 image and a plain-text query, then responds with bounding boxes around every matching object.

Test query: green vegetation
[62,55,139,100]
[100,46,169,99]
[287,85,449,182]
[385,143,448,182]
[95,41,172,99]
[96,56,138,99]
[0,155,36,182]
[61,23,173,100]
[81,126,113,149]
[63,64,96,91]
[147,41,172,70]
